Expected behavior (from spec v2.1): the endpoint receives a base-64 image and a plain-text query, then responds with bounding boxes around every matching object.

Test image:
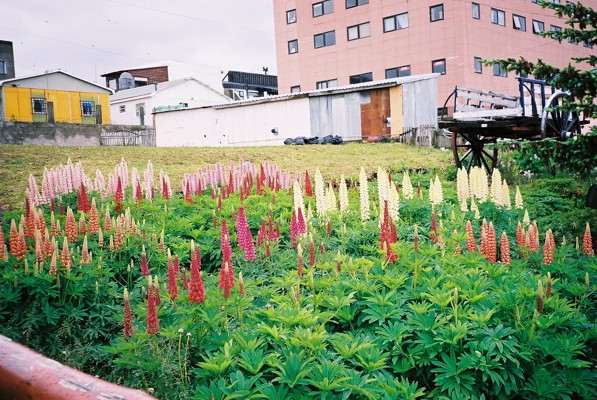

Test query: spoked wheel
[451,131,498,173]
[541,91,581,140]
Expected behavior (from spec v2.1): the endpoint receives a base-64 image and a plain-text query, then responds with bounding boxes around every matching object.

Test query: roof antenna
[262,66,269,75]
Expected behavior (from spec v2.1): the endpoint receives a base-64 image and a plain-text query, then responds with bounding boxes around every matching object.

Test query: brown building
[101,65,169,92]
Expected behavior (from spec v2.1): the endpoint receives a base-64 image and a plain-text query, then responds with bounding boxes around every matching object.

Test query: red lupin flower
[146,277,160,335]
[114,176,124,213]
[167,251,178,301]
[123,288,133,338]
[500,232,511,265]
[189,243,205,304]
[583,222,594,256]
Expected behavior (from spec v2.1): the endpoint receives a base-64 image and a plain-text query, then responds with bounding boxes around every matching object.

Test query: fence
[99,128,156,147]
[397,125,452,149]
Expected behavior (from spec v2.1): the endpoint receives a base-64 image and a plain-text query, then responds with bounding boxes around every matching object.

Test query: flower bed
[0,159,595,399]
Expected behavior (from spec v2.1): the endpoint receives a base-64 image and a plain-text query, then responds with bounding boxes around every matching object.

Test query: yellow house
[0,70,113,125]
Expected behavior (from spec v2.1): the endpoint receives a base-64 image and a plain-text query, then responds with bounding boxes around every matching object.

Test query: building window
[32,98,46,114]
[385,65,411,78]
[432,59,446,75]
[347,22,370,41]
[472,2,480,19]
[532,20,545,34]
[346,0,368,9]
[313,0,334,17]
[286,9,297,24]
[474,57,483,73]
[491,8,505,26]
[430,4,444,22]
[81,101,95,117]
[383,13,409,32]
[316,79,338,89]
[288,39,299,54]
[119,105,126,113]
[290,85,301,93]
[513,14,526,31]
[314,30,336,48]
[583,40,593,49]
[349,72,373,84]
[492,63,507,77]
[0,60,6,74]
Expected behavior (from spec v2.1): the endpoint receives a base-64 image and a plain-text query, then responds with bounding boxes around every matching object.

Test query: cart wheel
[451,131,498,173]
[541,91,581,140]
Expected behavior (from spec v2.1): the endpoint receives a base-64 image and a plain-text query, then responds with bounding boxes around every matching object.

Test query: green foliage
[1,169,596,399]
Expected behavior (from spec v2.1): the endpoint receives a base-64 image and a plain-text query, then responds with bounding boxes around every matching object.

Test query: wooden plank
[453,107,524,120]
[456,91,519,108]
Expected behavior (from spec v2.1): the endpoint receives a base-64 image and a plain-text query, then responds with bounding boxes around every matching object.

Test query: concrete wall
[154,97,311,147]
[0,122,144,146]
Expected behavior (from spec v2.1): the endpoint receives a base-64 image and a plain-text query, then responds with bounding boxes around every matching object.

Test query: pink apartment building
[273,0,596,105]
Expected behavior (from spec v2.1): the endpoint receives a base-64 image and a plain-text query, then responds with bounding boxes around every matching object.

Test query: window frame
[347,22,370,41]
[383,12,409,33]
[80,100,95,117]
[314,30,336,48]
[512,14,526,31]
[532,19,545,35]
[349,72,373,84]
[286,9,297,24]
[31,97,47,115]
[432,58,447,75]
[346,0,368,9]
[119,105,126,113]
[472,2,480,19]
[290,85,301,93]
[312,0,334,17]
[474,57,483,74]
[288,39,299,54]
[316,79,338,89]
[385,65,411,79]
[429,4,444,22]
[492,63,507,77]
[0,60,6,74]
[490,8,506,26]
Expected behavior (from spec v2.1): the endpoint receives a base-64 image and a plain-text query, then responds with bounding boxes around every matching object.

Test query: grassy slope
[0,143,451,209]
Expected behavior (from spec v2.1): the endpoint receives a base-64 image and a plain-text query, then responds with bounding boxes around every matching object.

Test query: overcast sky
[1,0,277,90]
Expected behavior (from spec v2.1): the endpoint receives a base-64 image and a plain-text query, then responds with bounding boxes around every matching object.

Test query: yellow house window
[32,98,47,114]
[81,100,95,117]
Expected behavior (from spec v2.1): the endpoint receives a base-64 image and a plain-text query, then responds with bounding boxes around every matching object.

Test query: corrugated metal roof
[110,77,228,103]
[154,73,439,114]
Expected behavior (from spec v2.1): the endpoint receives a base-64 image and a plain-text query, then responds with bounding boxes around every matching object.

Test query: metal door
[47,102,55,123]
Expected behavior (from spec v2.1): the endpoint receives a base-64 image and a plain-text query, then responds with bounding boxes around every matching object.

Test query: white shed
[109,77,229,127]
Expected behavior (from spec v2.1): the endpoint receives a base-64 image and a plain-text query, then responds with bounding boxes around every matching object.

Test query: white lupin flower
[428,178,435,205]
[514,186,524,209]
[456,167,470,204]
[377,167,389,207]
[389,181,400,221]
[523,209,530,225]
[471,197,480,220]
[490,168,502,205]
[460,197,468,212]
[359,167,370,222]
[476,167,489,202]
[434,175,443,205]
[293,179,305,214]
[314,169,325,215]
[501,179,511,209]
[326,183,337,212]
[402,171,414,200]
[339,175,349,213]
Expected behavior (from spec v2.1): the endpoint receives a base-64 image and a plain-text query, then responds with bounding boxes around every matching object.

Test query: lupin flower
[535,280,544,314]
[146,276,160,335]
[88,199,99,234]
[140,245,150,276]
[167,251,179,301]
[413,225,420,253]
[297,243,304,277]
[104,208,112,231]
[123,288,133,338]
[65,208,78,242]
[314,168,326,216]
[235,207,256,261]
[219,261,234,299]
[583,222,594,256]
[514,186,524,209]
[220,219,233,263]
[528,223,539,253]
[60,237,71,271]
[0,226,6,261]
[515,222,525,249]
[304,171,313,197]
[80,235,91,265]
[545,272,553,297]
[293,179,305,215]
[543,229,555,265]
[486,222,497,264]
[359,167,370,221]
[49,247,58,275]
[189,242,205,304]
[77,183,90,213]
[402,171,414,200]
[465,220,476,253]
[430,211,438,244]
[114,176,124,213]
[309,236,316,268]
[500,232,511,265]
[238,272,246,296]
[9,219,26,260]
[339,175,349,213]
[78,213,87,236]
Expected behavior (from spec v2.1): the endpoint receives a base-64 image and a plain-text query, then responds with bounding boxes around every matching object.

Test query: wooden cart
[438,77,584,172]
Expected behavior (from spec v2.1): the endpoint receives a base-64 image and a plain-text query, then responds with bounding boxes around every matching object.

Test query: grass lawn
[0,143,451,209]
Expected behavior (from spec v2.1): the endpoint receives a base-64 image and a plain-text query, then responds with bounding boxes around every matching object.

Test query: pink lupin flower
[114,176,124,213]
[167,251,178,301]
[139,246,150,276]
[221,219,233,263]
[465,220,476,253]
[146,277,159,335]
[583,222,594,256]
[189,243,205,304]
[235,207,256,261]
[219,261,234,299]
[123,288,133,338]
[297,208,306,235]
[257,222,266,246]
[500,232,511,265]
[290,210,299,248]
